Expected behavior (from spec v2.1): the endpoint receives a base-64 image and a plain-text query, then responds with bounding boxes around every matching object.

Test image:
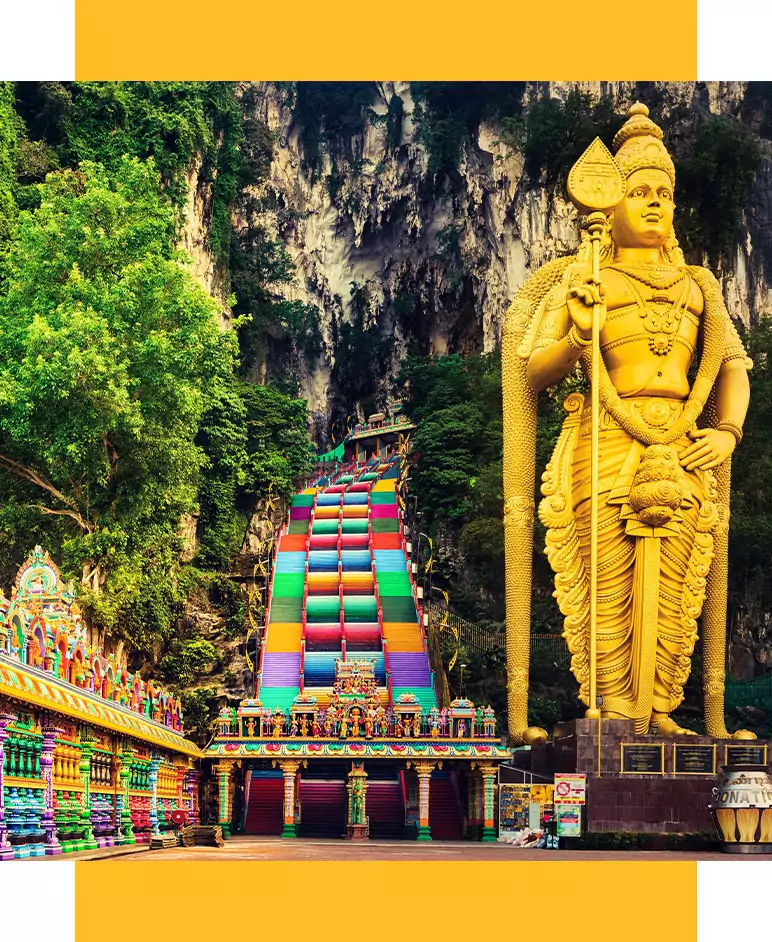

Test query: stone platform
[525,719,771,835]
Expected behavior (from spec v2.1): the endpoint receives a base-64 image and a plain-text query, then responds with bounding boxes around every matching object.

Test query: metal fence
[725,673,772,712]
[429,604,569,666]
[428,604,504,654]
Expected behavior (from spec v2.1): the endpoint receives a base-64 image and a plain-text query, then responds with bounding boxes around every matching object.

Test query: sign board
[555,804,582,837]
[554,773,586,805]
[528,801,542,830]
[673,743,716,775]
[620,743,665,774]
[499,784,531,833]
[725,744,768,767]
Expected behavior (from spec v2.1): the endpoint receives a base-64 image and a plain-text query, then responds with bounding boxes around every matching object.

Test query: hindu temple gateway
[209,419,509,842]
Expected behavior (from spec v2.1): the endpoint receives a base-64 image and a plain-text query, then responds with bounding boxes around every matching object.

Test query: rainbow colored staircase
[258,459,437,714]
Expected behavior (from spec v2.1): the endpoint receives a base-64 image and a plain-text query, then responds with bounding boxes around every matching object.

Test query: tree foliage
[0,157,236,608]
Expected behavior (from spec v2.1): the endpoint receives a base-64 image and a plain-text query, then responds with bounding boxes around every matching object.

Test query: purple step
[261,652,301,685]
[387,652,431,684]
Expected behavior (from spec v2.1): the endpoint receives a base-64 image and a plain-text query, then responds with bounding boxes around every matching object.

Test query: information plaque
[673,743,716,775]
[620,743,664,774]
[724,744,769,766]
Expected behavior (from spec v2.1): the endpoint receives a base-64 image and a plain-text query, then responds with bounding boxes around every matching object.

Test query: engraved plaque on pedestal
[620,743,664,775]
[673,743,716,775]
[724,744,768,767]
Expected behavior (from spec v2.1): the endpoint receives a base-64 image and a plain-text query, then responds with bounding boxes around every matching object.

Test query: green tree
[0,82,23,273]
[0,156,236,608]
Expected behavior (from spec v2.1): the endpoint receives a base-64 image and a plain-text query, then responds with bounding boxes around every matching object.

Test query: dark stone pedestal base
[346,823,368,841]
[526,719,772,836]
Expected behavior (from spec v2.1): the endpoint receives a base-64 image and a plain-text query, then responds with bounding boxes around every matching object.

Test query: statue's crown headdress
[613,102,675,187]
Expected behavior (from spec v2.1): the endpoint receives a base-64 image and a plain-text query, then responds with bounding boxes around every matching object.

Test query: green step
[269,598,304,622]
[343,596,378,622]
[376,573,413,596]
[391,687,437,710]
[260,686,301,711]
[371,519,399,534]
[306,596,342,621]
[291,494,315,507]
[370,492,397,505]
[380,596,418,622]
[288,520,310,535]
[341,519,369,534]
[272,573,306,597]
[311,520,339,535]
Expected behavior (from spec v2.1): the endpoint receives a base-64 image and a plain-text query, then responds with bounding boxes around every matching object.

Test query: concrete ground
[66,835,763,862]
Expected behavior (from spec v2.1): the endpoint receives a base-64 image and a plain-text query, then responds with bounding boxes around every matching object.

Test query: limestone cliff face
[211,80,772,434]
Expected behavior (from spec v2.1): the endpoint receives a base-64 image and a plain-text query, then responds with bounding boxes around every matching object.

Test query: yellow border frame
[620,742,666,775]
[673,743,717,776]
[724,743,769,766]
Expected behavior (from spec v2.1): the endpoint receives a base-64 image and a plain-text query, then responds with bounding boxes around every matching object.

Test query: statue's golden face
[611,168,675,249]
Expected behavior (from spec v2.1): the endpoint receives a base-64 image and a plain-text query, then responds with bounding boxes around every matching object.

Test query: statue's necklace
[607,263,687,291]
[616,270,691,356]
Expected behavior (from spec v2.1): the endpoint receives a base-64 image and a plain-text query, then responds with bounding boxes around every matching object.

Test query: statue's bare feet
[651,712,697,736]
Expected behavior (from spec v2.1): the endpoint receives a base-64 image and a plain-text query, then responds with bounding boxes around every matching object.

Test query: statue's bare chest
[600,268,702,361]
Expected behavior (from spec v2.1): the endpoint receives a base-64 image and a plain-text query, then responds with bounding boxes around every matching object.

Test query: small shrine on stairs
[0,547,201,859]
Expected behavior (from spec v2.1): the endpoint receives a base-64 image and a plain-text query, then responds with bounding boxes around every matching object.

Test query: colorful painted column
[346,761,368,840]
[474,762,498,842]
[466,772,481,840]
[408,760,437,842]
[78,732,98,851]
[40,724,62,855]
[0,711,17,860]
[148,751,161,837]
[117,744,136,845]
[185,768,200,824]
[276,759,303,838]
[216,759,236,837]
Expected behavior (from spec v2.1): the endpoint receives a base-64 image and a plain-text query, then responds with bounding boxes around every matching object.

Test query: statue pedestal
[346,823,368,841]
[525,719,772,836]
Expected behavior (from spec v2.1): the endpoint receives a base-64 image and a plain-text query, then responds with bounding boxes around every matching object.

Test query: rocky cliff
[209,81,772,438]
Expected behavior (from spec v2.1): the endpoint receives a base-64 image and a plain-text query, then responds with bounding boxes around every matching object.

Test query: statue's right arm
[526,287,585,392]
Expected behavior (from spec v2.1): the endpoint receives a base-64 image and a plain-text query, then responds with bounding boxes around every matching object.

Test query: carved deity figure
[503,103,754,741]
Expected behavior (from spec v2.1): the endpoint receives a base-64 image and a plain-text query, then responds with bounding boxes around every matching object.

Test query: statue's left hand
[680,429,736,471]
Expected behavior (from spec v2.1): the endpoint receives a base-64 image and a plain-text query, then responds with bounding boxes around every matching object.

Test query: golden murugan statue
[503,103,754,742]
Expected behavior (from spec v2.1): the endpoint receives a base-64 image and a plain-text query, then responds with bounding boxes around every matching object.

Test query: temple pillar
[185,767,201,824]
[148,752,161,837]
[473,762,498,842]
[346,761,368,840]
[117,744,136,845]
[408,760,438,842]
[275,759,304,838]
[40,724,62,855]
[0,712,17,860]
[466,772,481,840]
[78,732,98,851]
[216,759,237,837]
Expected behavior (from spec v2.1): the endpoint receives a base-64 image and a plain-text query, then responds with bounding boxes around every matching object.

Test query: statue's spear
[567,140,625,726]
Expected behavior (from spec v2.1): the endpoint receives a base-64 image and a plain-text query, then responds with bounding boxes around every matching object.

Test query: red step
[244,776,284,835]
[429,776,463,841]
[366,782,405,839]
[298,780,347,838]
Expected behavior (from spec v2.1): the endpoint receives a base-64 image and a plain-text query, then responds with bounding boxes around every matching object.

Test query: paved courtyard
[68,835,758,862]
